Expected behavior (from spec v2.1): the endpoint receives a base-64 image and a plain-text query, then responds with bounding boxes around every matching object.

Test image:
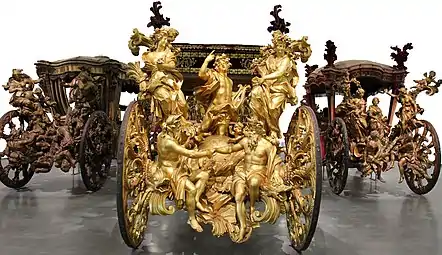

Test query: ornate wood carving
[390,43,413,71]
[267,5,291,34]
[305,64,318,78]
[324,40,337,67]
[147,1,170,29]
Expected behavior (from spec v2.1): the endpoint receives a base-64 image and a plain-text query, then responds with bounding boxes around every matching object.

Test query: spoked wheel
[79,110,113,192]
[326,117,349,195]
[0,110,34,189]
[404,120,441,195]
[117,101,153,248]
[284,105,322,252]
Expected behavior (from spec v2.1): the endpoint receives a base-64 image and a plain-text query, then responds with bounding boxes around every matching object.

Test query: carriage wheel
[117,101,153,248]
[404,120,441,195]
[79,110,113,192]
[285,105,322,252]
[0,110,34,189]
[325,117,349,195]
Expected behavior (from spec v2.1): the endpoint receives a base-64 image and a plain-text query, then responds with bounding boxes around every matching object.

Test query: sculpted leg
[194,171,210,212]
[247,175,262,218]
[184,180,203,232]
[234,182,247,240]
[398,158,406,183]
[376,167,386,183]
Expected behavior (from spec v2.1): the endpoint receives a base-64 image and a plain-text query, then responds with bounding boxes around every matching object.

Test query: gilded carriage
[0,56,131,191]
[116,2,322,252]
[303,41,441,195]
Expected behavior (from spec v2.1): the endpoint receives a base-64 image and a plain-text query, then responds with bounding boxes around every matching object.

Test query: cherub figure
[411,71,441,95]
[3,69,38,93]
[66,67,100,110]
[228,122,245,144]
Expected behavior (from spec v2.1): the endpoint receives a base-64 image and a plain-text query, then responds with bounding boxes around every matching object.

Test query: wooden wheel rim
[404,120,441,195]
[79,110,113,192]
[325,117,349,195]
[116,101,152,248]
[285,105,322,252]
[0,110,34,189]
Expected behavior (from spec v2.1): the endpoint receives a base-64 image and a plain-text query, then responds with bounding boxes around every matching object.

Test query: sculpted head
[372,97,380,106]
[214,54,231,73]
[246,117,266,137]
[271,30,289,57]
[370,130,379,139]
[163,114,181,131]
[162,114,189,143]
[12,69,24,77]
[153,27,178,51]
[356,88,365,98]
[233,122,244,135]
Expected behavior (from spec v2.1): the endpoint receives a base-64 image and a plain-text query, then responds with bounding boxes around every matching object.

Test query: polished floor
[0,161,440,255]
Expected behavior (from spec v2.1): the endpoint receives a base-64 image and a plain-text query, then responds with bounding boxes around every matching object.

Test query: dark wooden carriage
[0,57,132,191]
[304,42,408,158]
[303,40,441,195]
[35,56,135,156]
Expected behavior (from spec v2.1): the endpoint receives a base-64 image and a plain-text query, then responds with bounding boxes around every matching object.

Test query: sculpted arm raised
[199,51,215,80]
[383,89,398,98]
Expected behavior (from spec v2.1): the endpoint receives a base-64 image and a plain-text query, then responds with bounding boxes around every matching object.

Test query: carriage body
[303,40,441,195]
[304,59,407,163]
[0,57,129,191]
[35,56,134,156]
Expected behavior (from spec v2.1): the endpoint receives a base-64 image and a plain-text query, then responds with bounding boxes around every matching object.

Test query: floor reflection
[397,195,438,254]
[0,169,441,255]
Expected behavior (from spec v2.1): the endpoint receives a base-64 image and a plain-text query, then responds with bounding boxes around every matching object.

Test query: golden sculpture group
[117,6,321,252]
[332,71,440,186]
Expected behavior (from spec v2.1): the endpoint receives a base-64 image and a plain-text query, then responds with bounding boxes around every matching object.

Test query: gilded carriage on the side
[303,41,441,195]
[0,56,132,191]
[116,3,322,252]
